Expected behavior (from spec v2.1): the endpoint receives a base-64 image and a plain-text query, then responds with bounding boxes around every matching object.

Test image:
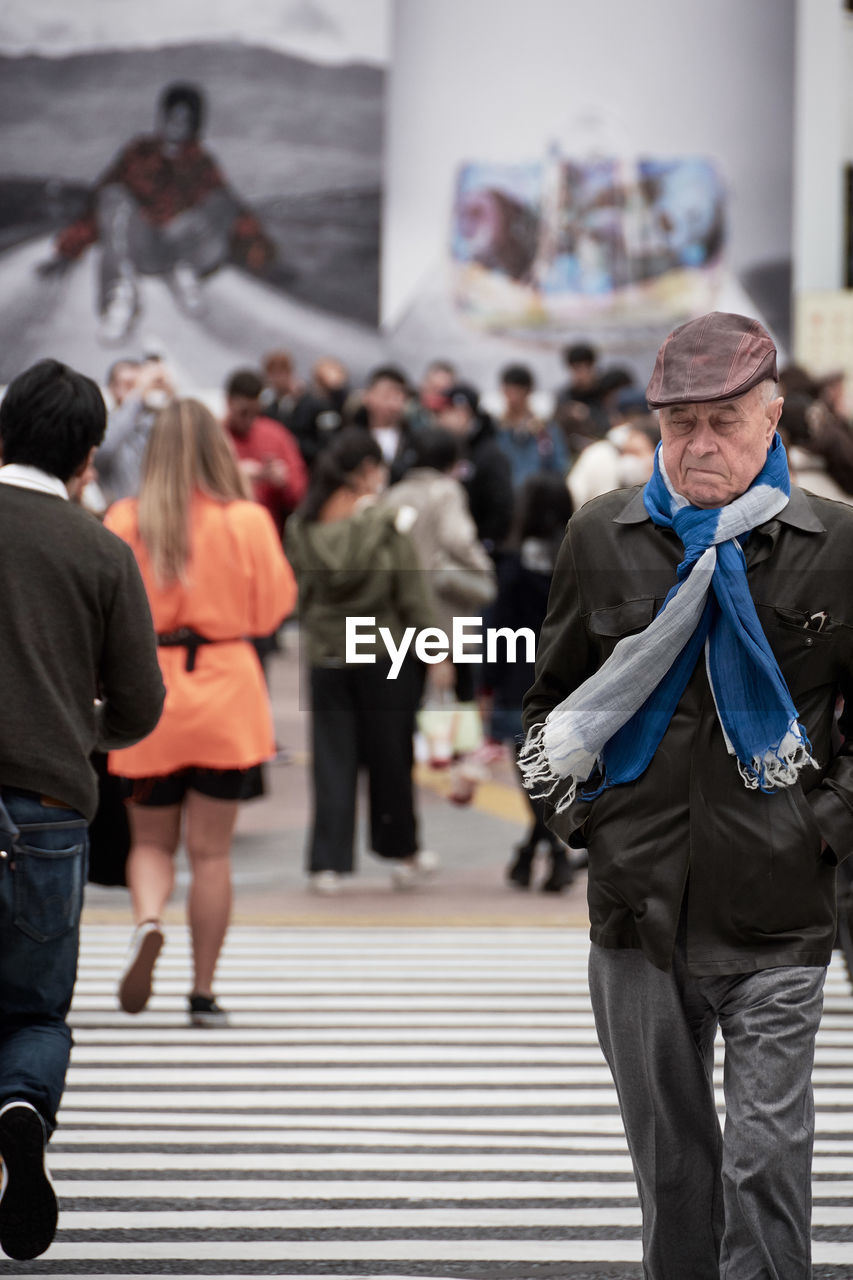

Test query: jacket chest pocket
[585,597,657,659]
[758,606,837,694]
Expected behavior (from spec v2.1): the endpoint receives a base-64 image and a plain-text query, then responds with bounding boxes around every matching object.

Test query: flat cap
[646,311,777,409]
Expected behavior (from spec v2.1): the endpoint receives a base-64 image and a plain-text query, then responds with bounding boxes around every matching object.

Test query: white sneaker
[169,261,205,317]
[97,277,138,345]
[118,921,164,1014]
[310,870,341,895]
[390,850,440,890]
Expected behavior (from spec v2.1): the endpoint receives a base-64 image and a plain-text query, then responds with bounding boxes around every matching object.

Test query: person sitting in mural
[495,363,569,490]
[37,82,276,346]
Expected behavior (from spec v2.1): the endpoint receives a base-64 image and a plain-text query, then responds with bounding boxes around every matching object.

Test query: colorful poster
[450,150,725,333]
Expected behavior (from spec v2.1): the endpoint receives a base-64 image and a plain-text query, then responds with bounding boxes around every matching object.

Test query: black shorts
[118,766,250,807]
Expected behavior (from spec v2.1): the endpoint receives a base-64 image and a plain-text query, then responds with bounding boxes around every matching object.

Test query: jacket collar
[613,483,825,534]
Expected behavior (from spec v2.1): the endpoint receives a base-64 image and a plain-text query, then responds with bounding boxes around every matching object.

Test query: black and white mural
[0,0,389,387]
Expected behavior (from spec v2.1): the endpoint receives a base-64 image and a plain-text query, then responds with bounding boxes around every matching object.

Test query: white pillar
[793,0,846,293]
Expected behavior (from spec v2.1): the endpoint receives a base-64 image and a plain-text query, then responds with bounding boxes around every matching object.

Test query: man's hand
[258,456,288,487]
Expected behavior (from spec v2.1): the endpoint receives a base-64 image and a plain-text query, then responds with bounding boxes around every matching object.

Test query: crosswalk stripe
[19,924,852,1278]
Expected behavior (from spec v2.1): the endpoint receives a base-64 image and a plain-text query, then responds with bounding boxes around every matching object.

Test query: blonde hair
[137,397,250,584]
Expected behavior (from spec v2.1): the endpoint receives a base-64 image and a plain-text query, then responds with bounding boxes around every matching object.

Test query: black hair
[594,366,634,397]
[443,382,480,414]
[778,393,813,449]
[500,363,534,390]
[366,365,409,391]
[0,358,106,481]
[563,342,597,368]
[299,427,383,522]
[159,82,205,138]
[511,472,574,546]
[226,368,265,399]
[412,427,460,474]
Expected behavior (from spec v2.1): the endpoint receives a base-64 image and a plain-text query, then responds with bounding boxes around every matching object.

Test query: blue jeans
[0,788,88,1136]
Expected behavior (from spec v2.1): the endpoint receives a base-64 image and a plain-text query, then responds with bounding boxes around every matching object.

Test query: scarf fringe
[735,721,816,792]
[518,723,582,814]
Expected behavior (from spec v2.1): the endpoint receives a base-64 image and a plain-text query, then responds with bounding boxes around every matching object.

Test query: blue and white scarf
[520,434,814,812]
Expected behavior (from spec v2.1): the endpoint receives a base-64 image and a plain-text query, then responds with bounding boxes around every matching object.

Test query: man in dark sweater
[0,359,164,1260]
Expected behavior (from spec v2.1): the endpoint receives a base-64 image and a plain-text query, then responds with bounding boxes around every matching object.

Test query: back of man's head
[0,359,106,482]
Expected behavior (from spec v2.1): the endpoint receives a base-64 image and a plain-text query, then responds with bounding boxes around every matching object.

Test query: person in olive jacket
[521,312,853,1280]
[286,428,437,894]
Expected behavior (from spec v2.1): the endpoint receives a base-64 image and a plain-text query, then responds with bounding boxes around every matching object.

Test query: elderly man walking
[0,359,164,1259]
[522,312,853,1279]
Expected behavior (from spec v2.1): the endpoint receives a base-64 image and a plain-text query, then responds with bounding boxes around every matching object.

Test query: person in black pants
[482,472,575,892]
[286,429,438,894]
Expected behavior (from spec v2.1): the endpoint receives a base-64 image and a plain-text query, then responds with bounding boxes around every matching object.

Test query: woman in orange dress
[105,399,296,1024]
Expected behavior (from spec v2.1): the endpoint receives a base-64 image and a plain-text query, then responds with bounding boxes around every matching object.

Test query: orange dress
[105,492,296,778]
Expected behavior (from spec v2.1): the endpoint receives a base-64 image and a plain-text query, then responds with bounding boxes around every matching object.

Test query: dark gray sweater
[0,483,165,820]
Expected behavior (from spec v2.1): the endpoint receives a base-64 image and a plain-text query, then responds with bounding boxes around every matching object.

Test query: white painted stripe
[55,1110,631,1133]
[63,1065,617,1085]
[0,1240,651,1262]
[57,1204,853,1228]
[47,1151,639,1172]
[67,1026,853,1049]
[63,1207,643,1228]
[52,1129,632,1151]
[52,1178,641,1200]
[59,1088,623,1108]
[68,1011,601,1027]
[67,1043,610,1065]
[35,1240,853,1263]
[70,1026,608,1043]
[56,1086,853,1110]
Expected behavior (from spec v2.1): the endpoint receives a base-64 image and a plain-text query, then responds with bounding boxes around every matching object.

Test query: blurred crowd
[39,336,852,1017]
[81,338,853,882]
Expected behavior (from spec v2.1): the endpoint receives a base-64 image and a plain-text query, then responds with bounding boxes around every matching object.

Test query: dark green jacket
[286,502,435,666]
[523,484,853,975]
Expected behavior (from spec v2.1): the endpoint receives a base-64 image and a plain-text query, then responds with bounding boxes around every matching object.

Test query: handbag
[416,694,484,767]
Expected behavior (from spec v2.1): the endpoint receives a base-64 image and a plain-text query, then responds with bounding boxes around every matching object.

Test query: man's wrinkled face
[659,384,783,508]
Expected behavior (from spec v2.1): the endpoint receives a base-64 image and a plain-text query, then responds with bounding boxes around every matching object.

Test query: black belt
[157,628,244,672]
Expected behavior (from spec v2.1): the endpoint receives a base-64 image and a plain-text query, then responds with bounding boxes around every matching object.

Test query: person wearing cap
[521,311,853,1278]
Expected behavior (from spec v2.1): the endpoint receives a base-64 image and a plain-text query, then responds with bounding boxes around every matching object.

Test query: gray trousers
[588,940,825,1280]
[95,183,236,306]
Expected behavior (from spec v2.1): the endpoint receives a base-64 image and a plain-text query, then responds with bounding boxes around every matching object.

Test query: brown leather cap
[646,311,778,409]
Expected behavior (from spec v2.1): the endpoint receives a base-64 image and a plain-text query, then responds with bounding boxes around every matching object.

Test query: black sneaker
[188,994,228,1027]
[0,1101,57,1260]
